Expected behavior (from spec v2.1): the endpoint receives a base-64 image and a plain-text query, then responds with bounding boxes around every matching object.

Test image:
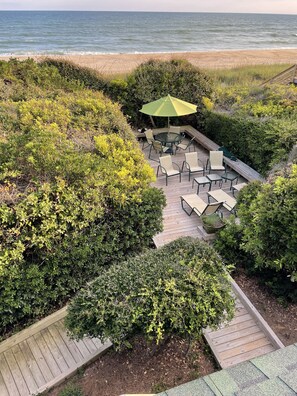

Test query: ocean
[0,11,297,55]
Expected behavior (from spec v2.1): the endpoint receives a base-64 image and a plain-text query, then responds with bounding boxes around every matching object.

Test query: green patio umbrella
[139,94,197,127]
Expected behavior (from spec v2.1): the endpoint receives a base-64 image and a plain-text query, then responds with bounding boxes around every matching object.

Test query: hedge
[0,60,166,336]
[204,111,297,174]
[65,237,234,349]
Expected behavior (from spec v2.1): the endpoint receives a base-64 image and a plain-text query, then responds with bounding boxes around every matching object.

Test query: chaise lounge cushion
[207,189,237,212]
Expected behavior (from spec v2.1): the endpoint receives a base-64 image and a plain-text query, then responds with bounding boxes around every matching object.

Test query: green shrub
[0,60,166,335]
[204,111,297,174]
[124,59,213,126]
[0,58,81,101]
[239,165,297,283]
[215,174,297,302]
[65,237,234,349]
[41,58,108,92]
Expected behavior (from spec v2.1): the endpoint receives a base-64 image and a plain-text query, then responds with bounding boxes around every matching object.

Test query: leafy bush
[215,174,297,301]
[239,165,297,283]
[204,111,297,174]
[41,58,108,92]
[124,59,213,126]
[0,58,81,101]
[65,237,234,349]
[0,59,166,335]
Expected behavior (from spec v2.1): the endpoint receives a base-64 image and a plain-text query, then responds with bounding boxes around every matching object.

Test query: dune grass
[205,63,292,86]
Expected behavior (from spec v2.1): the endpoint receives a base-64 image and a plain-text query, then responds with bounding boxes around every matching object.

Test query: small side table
[231,182,248,196]
[206,173,222,189]
[192,176,211,194]
[221,172,239,190]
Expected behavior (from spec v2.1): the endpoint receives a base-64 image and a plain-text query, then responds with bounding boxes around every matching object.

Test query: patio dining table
[155,132,183,153]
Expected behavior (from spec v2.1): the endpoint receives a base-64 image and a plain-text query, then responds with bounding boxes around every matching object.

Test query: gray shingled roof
[158,344,297,396]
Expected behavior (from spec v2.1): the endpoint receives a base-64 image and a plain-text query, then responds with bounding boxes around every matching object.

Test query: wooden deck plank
[47,324,77,367]
[54,321,84,364]
[0,371,9,396]
[72,339,92,359]
[206,319,257,338]
[40,329,69,372]
[11,345,38,394]
[26,336,54,382]
[33,332,62,377]
[18,340,46,388]
[216,332,267,353]
[4,349,29,396]
[0,354,20,396]
[218,313,253,328]
[212,325,260,346]
[221,344,275,368]
[81,338,98,354]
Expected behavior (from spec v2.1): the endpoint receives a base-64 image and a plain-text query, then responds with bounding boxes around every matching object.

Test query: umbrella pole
[149,115,156,128]
[168,117,170,128]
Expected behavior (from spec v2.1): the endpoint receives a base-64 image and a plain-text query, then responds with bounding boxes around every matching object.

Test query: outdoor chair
[182,152,204,181]
[149,140,171,159]
[181,194,224,217]
[169,126,181,134]
[207,151,226,173]
[142,129,154,150]
[157,155,181,185]
[175,136,196,154]
[207,189,237,213]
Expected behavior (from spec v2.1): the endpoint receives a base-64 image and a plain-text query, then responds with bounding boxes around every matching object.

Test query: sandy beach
[1,48,297,75]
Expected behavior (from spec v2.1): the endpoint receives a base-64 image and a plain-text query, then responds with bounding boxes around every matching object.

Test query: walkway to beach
[0,128,284,395]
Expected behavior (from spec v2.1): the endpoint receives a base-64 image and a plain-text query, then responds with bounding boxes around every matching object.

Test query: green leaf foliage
[65,237,234,349]
[239,165,297,282]
[40,58,108,91]
[0,59,166,336]
[124,59,213,126]
[215,172,297,302]
[204,111,297,174]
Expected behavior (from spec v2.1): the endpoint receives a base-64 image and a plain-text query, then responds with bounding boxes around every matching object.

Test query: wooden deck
[145,137,284,368]
[0,308,111,396]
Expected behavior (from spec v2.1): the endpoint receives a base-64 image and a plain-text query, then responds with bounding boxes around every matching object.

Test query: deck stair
[261,64,297,86]
[203,281,284,369]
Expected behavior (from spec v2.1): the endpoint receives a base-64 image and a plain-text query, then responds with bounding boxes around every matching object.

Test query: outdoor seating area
[139,127,249,245]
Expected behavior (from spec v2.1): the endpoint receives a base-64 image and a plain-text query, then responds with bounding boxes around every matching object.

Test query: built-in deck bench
[183,125,265,182]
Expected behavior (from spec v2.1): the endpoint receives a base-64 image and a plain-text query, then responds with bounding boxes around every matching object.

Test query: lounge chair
[157,155,181,185]
[231,182,248,196]
[207,151,226,173]
[181,194,224,217]
[142,129,154,150]
[207,189,237,213]
[182,152,204,181]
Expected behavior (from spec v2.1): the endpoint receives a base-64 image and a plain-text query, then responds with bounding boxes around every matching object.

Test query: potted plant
[201,213,226,234]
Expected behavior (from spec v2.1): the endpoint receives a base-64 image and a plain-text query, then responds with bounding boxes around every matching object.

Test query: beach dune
[1,48,297,75]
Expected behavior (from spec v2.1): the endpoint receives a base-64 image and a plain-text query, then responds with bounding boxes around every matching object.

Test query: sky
[0,0,297,14]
